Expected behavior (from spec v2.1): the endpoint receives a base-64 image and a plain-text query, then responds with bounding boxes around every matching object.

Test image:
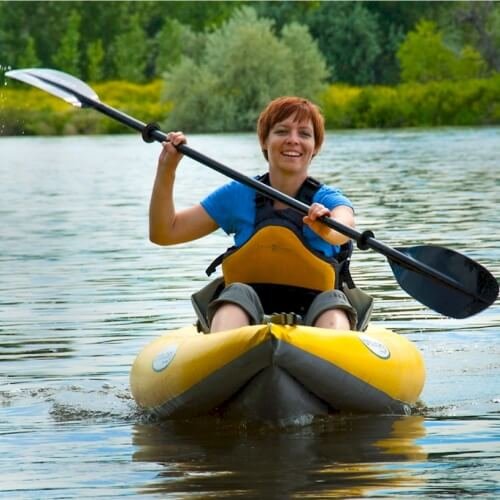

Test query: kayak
[130,323,425,422]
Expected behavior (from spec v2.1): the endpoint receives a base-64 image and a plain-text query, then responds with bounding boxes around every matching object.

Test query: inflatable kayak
[130,323,425,422]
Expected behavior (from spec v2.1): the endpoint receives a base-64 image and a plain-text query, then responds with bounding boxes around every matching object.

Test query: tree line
[1,1,499,134]
[1,1,499,85]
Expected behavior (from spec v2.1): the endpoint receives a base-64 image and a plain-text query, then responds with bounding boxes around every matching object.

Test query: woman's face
[262,113,318,176]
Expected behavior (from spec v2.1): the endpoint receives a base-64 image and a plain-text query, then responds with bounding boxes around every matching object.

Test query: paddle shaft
[31,75,484,301]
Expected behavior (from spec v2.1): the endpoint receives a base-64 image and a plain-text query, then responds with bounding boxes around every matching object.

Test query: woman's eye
[272,127,313,137]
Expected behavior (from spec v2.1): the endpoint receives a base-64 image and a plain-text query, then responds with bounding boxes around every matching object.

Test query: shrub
[0,79,171,136]
[320,74,500,129]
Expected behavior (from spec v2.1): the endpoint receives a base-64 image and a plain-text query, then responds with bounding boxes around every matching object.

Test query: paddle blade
[5,68,98,107]
[389,245,498,318]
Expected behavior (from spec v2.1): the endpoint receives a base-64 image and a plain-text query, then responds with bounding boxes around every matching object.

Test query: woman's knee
[210,302,251,332]
[314,308,351,330]
[207,282,264,331]
[305,290,357,330]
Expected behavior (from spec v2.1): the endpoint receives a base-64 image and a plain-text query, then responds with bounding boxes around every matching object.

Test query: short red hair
[257,96,325,159]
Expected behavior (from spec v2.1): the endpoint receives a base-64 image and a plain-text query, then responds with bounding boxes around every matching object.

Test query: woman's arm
[149,132,218,245]
[303,203,355,246]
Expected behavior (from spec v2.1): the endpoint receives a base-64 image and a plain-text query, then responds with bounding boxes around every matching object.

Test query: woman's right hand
[158,131,187,171]
[150,129,219,246]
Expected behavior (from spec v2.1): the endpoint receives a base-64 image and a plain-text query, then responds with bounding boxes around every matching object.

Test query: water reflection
[132,415,426,497]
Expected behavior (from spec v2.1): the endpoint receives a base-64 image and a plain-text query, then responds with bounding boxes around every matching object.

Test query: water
[1,128,499,498]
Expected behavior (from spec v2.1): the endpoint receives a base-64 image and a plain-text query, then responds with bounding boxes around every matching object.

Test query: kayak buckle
[267,312,303,325]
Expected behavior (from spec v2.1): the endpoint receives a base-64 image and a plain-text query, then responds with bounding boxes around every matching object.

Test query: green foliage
[319,74,500,129]
[52,10,81,75]
[397,20,488,83]
[306,2,382,85]
[280,22,329,98]
[163,7,328,132]
[0,1,498,87]
[154,19,205,76]
[0,80,171,136]
[455,46,488,80]
[156,1,242,31]
[0,1,241,82]
[2,73,499,136]
[362,1,447,83]
[18,36,41,68]
[447,2,500,72]
[86,40,105,82]
[111,14,148,83]
[154,19,185,75]
[253,1,320,29]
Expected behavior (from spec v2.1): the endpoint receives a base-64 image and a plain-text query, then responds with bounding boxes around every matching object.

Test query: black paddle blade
[389,245,498,318]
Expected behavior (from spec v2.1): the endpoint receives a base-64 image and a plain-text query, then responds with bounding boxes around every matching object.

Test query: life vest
[206,174,353,294]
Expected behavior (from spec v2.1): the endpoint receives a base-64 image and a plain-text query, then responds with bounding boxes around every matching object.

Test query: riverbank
[1,75,499,136]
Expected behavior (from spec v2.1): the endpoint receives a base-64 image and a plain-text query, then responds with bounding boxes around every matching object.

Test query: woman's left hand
[303,203,354,245]
[303,203,331,239]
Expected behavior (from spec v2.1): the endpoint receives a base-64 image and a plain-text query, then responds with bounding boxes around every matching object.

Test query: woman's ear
[260,137,269,161]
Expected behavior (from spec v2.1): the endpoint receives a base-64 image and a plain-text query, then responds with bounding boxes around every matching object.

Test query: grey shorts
[207,283,358,330]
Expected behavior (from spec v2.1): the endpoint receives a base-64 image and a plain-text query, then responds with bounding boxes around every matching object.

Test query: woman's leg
[210,303,251,332]
[207,283,264,333]
[313,308,351,330]
[305,290,357,330]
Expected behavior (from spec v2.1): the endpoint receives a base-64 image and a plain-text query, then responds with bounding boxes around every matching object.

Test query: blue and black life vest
[206,174,353,315]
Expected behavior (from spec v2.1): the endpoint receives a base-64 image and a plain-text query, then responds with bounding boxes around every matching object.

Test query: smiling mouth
[282,151,301,157]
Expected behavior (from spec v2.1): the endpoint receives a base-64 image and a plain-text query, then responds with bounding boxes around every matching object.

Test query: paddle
[6,68,498,319]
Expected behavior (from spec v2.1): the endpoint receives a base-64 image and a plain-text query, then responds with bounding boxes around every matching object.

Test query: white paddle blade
[5,68,99,107]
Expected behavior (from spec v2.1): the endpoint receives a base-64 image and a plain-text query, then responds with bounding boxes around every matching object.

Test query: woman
[149,96,359,333]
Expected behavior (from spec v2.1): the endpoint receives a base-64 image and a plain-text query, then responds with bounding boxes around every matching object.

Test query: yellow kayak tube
[130,324,425,422]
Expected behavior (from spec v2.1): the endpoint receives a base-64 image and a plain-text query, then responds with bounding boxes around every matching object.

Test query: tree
[254,1,320,29]
[52,10,81,75]
[18,36,41,68]
[280,22,329,98]
[86,39,104,82]
[451,1,500,72]
[362,1,450,84]
[455,45,487,80]
[163,7,328,132]
[111,14,148,82]
[306,3,382,85]
[154,19,205,77]
[397,20,487,83]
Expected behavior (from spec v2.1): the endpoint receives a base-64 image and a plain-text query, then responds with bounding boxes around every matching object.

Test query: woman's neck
[267,170,308,209]
[268,171,307,197]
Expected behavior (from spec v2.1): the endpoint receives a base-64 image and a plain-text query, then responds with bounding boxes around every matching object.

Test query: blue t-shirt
[201,179,353,258]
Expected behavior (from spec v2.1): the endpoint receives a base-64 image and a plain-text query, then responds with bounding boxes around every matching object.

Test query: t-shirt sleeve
[314,185,354,212]
[201,181,253,235]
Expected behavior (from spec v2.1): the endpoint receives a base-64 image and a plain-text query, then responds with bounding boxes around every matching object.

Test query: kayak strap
[265,312,303,326]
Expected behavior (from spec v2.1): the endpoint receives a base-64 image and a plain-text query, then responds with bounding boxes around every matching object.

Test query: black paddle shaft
[82,99,482,296]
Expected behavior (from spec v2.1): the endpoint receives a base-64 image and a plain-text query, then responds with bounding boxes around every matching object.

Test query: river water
[1,128,499,498]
